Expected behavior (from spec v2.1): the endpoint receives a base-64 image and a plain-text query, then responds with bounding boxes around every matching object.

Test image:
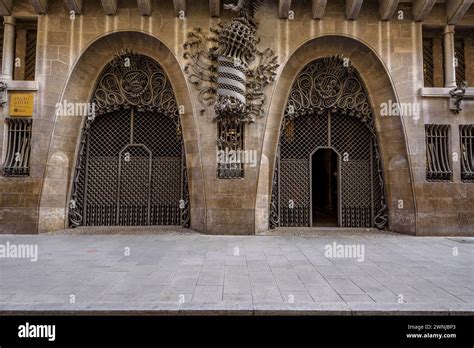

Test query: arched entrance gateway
[68,50,190,227]
[270,56,388,229]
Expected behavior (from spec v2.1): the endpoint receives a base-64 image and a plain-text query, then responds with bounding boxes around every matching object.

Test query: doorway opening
[311,149,339,227]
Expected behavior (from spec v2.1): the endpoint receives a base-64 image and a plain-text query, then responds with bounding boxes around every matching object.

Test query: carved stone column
[2,16,15,79]
[443,24,457,88]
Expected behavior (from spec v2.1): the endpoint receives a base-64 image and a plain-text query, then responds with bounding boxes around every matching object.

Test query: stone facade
[0,0,473,236]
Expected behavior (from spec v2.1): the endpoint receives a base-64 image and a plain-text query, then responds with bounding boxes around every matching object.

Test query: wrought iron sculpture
[69,51,190,228]
[92,49,180,116]
[450,81,467,114]
[183,0,278,178]
[270,56,388,229]
[0,81,8,106]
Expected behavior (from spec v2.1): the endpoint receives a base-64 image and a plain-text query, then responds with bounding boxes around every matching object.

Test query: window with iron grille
[422,28,445,87]
[423,37,434,87]
[217,121,244,179]
[13,20,37,81]
[2,118,32,177]
[425,124,452,182]
[460,125,474,182]
[455,38,466,86]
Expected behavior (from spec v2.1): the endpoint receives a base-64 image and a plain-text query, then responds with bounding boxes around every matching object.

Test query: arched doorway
[270,56,388,229]
[68,50,190,227]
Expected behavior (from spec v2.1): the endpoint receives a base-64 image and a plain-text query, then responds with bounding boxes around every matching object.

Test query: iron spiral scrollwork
[282,56,372,127]
[92,49,180,118]
[69,51,190,228]
[271,56,388,229]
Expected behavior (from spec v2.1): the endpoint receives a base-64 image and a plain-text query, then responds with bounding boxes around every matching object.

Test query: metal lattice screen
[217,121,244,179]
[74,109,185,227]
[69,52,190,228]
[277,112,377,228]
[270,56,388,229]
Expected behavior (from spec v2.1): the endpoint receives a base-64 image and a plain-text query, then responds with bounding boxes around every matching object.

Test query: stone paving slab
[0,228,473,315]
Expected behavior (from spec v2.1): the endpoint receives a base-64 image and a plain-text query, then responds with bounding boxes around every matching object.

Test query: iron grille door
[117,144,152,226]
[279,114,328,226]
[83,109,130,226]
[270,56,388,229]
[331,113,373,227]
[69,52,190,228]
[276,112,375,228]
[72,108,188,227]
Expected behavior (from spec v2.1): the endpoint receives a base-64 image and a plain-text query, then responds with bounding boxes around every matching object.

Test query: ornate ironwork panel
[217,121,244,178]
[270,56,388,229]
[183,1,278,179]
[69,52,190,228]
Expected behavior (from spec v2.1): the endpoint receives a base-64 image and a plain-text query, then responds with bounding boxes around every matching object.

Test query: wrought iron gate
[270,56,388,229]
[69,51,190,227]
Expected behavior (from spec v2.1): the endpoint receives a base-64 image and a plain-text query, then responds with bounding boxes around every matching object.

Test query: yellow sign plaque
[10,93,34,117]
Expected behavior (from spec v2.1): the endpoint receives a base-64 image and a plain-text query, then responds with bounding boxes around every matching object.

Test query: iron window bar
[3,117,32,177]
[460,124,474,182]
[425,124,452,182]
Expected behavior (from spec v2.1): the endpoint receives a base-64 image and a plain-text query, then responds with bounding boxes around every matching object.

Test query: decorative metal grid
[217,120,244,178]
[423,37,434,87]
[69,52,189,227]
[270,56,388,229]
[332,114,373,227]
[2,117,32,177]
[460,124,474,182]
[454,38,466,87]
[425,124,452,182]
[25,28,37,81]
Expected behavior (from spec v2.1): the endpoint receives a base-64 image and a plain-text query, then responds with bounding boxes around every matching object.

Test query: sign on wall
[9,93,34,117]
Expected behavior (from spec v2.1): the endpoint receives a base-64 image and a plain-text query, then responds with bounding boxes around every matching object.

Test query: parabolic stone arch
[38,31,206,233]
[256,35,417,235]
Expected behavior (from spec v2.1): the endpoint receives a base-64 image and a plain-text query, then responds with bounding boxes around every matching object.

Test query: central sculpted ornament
[122,71,149,98]
[183,0,279,123]
[183,0,279,178]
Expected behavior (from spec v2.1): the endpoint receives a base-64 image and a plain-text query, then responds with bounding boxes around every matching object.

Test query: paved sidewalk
[0,228,473,315]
